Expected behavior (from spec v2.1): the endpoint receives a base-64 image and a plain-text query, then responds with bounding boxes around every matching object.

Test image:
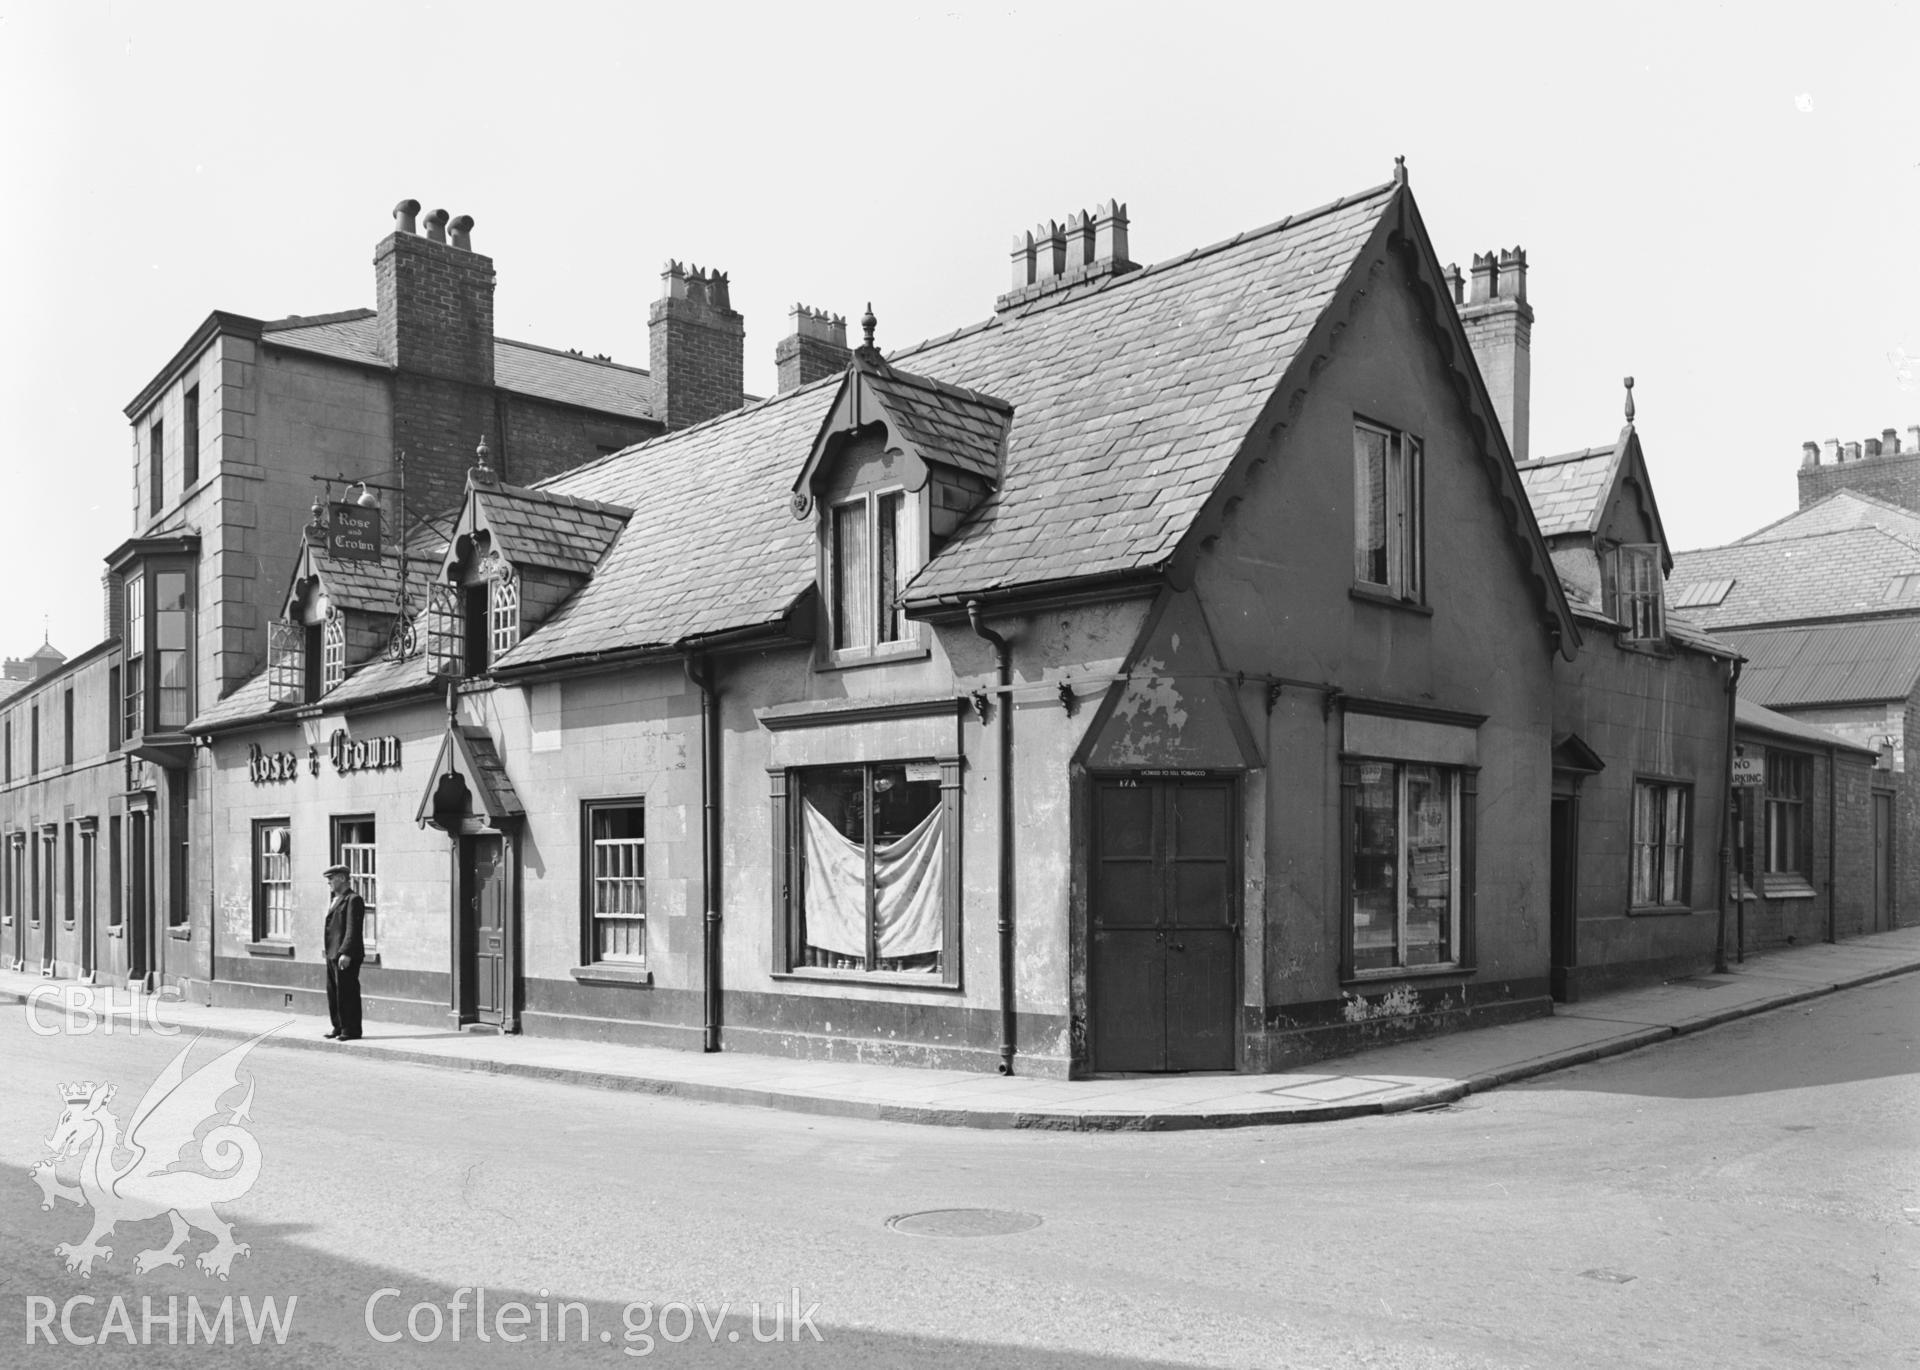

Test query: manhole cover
[886,1208,1042,1238]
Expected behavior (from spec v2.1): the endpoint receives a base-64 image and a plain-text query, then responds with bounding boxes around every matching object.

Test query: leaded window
[322,615,347,692]
[490,574,520,659]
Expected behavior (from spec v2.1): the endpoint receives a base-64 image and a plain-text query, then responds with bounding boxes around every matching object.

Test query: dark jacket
[323,889,367,967]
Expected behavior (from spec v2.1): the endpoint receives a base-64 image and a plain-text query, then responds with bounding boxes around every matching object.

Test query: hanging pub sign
[331,729,402,775]
[327,501,382,563]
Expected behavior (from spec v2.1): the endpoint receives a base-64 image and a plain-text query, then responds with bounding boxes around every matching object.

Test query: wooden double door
[1089,777,1239,1072]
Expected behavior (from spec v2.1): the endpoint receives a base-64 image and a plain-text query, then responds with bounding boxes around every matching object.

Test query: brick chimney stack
[775,306,850,393]
[1454,247,1533,463]
[649,262,746,431]
[374,199,495,386]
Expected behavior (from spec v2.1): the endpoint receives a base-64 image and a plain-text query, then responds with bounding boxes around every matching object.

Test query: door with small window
[1089,777,1238,1073]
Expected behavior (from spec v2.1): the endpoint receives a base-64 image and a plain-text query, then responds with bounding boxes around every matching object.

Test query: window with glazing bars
[255,822,292,941]
[1631,780,1691,906]
[322,616,347,692]
[1611,545,1664,641]
[490,575,520,659]
[585,802,645,963]
[333,817,377,950]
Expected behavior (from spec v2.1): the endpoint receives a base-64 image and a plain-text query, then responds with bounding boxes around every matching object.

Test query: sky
[2,0,1917,662]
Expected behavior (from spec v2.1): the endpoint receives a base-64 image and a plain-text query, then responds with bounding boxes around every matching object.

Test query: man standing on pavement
[322,863,365,1041]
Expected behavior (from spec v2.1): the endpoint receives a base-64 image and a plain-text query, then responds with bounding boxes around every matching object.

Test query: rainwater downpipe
[685,654,723,1051]
[1716,659,1740,975]
[967,600,1017,1075]
[1826,740,1838,945]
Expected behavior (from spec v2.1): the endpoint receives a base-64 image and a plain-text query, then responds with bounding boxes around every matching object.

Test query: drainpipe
[685,655,722,1051]
[967,600,1016,1075]
[1826,740,1838,944]
[1716,659,1740,975]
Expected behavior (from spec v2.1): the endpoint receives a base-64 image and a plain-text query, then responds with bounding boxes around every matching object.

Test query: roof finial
[470,434,496,486]
[1623,376,1636,426]
[861,302,877,351]
[1393,154,1408,187]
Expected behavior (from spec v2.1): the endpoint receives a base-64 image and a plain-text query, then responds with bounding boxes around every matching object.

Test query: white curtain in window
[802,801,943,959]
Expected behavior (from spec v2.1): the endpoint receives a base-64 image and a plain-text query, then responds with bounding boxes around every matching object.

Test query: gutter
[908,567,1163,624]
[966,600,1017,1076]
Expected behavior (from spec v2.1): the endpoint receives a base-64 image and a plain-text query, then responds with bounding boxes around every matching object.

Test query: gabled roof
[1719,619,1920,707]
[289,544,443,619]
[1736,488,1920,546]
[466,481,632,579]
[1736,696,1877,755]
[412,726,525,830]
[792,352,1013,499]
[1517,424,1672,572]
[1669,527,1920,628]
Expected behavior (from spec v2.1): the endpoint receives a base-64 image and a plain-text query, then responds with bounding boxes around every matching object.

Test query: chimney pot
[1909,425,1920,452]
[392,198,421,234]
[1823,438,1842,464]
[1009,231,1036,291]
[449,214,474,250]
[661,260,688,300]
[1846,440,1862,462]
[1468,252,1497,304]
[1033,221,1066,281]
[1442,263,1465,305]
[1496,246,1528,304]
[1865,437,1883,458]
[1093,199,1131,268]
[423,208,449,244]
[1884,427,1901,454]
[1067,209,1096,269]
[1801,441,1821,468]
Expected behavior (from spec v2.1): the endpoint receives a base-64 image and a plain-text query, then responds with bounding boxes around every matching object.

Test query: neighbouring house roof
[256,310,658,422]
[468,481,632,579]
[1668,527,1920,629]
[1736,488,1920,547]
[1718,619,1920,707]
[1736,696,1877,755]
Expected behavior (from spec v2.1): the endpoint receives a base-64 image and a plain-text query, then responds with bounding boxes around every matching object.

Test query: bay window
[124,573,145,738]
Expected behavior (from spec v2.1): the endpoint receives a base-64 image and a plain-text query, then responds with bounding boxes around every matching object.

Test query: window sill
[568,964,653,987]
[1741,880,1816,902]
[245,940,295,957]
[107,925,124,939]
[771,967,961,991]
[1613,634,1673,658]
[168,925,191,940]
[1341,963,1473,986]
[1627,903,1699,918]
[1348,586,1433,616]
[818,641,932,672]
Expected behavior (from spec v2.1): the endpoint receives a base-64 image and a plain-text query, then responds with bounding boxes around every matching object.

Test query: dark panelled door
[461,835,508,1025]
[1091,778,1238,1072]
[1873,793,1893,932]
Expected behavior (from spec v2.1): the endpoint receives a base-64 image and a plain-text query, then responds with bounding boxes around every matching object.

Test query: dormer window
[829,489,912,655]
[489,573,520,658]
[269,577,331,704]
[1609,544,1664,642]
[321,615,347,691]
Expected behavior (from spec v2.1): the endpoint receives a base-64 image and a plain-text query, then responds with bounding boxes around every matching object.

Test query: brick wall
[775,333,850,393]
[648,288,744,431]
[1797,450,1920,511]
[374,231,495,385]
[497,395,660,487]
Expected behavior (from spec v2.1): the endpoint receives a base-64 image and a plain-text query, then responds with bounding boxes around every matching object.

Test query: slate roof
[311,550,443,616]
[471,482,632,579]
[260,311,656,421]
[1718,619,1920,706]
[894,182,1405,603]
[858,359,1011,483]
[1668,528,1920,628]
[1736,489,1920,546]
[1736,696,1876,755]
[1517,441,1620,538]
[188,669,274,732]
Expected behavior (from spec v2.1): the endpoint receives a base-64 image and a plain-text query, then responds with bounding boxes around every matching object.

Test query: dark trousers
[327,960,363,1039]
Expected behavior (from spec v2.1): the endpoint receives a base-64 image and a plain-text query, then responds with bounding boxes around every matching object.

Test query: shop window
[1353,421,1424,601]
[124,574,146,737]
[785,761,948,977]
[332,816,377,951]
[1631,780,1692,908]
[1344,760,1473,975]
[1608,544,1664,642]
[583,801,645,964]
[1760,749,1812,892]
[825,489,917,661]
[252,821,293,942]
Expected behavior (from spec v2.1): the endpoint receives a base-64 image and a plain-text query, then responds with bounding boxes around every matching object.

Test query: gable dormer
[267,516,440,705]
[789,333,1012,664]
[426,462,632,678]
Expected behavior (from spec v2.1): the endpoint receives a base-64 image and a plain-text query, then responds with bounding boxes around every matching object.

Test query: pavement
[6,927,1918,1131]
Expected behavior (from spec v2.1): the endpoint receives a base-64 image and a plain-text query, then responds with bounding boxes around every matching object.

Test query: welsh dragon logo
[29,1027,277,1280]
